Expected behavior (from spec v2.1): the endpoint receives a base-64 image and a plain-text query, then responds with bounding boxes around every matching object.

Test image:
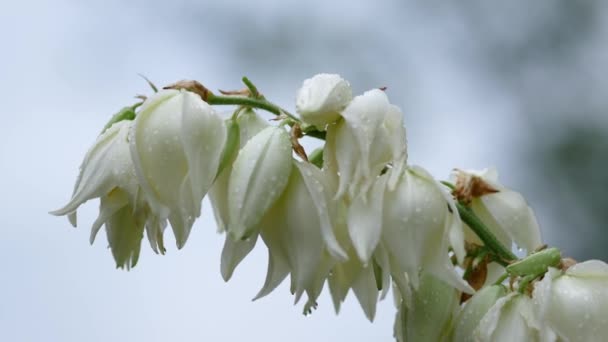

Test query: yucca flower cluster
[52,74,608,341]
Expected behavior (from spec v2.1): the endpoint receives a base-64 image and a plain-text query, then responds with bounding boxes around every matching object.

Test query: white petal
[145,212,167,254]
[254,212,290,300]
[227,126,292,239]
[51,121,134,218]
[209,110,269,233]
[180,91,226,217]
[341,89,389,180]
[373,243,391,300]
[475,294,539,342]
[280,165,325,301]
[237,109,269,142]
[347,174,387,263]
[351,264,379,321]
[565,259,608,278]
[402,274,459,342]
[89,189,129,244]
[383,166,472,293]
[129,89,181,220]
[481,189,542,252]
[332,119,359,198]
[295,161,347,260]
[536,261,608,341]
[220,233,258,281]
[327,252,361,313]
[453,285,508,342]
[208,167,230,232]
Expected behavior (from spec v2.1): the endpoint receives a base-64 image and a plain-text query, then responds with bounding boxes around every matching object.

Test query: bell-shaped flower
[324,89,407,200]
[51,120,166,268]
[452,168,542,253]
[452,284,508,342]
[238,161,347,314]
[533,260,608,341]
[295,73,352,129]
[393,274,460,342]
[129,89,227,249]
[209,109,268,281]
[348,165,470,292]
[226,126,292,240]
[473,293,541,341]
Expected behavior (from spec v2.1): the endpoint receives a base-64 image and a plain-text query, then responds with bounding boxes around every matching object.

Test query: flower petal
[481,189,542,252]
[227,126,292,239]
[347,174,387,263]
[220,233,258,281]
[51,121,134,220]
[295,161,347,260]
[351,264,379,321]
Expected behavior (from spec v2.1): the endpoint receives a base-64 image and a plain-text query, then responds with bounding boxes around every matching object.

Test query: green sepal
[308,147,324,169]
[506,247,561,277]
[100,104,139,134]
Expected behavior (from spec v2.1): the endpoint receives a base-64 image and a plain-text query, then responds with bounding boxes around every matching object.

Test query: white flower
[533,260,608,341]
[324,89,407,199]
[209,109,269,281]
[474,293,541,341]
[394,274,460,342]
[452,168,542,253]
[226,126,292,239]
[347,165,470,292]
[129,89,227,248]
[254,161,346,306]
[295,73,352,128]
[50,120,166,268]
[452,285,508,342]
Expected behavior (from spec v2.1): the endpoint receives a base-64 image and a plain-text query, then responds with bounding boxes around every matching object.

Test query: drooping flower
[324,88,407,200]
[129,89,227,249]
[295,73,352,129]
[254,161,346,305]
[209,109,269,281]
[226,126,292,240]
[451,168,542,253]
[347,165,470,292]
[50,120,166,268]
[533,260,608,341]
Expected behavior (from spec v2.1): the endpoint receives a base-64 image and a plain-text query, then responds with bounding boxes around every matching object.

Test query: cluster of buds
[52,74,608,340]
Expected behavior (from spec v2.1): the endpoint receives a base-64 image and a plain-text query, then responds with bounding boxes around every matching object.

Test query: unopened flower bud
[296,73,352,128]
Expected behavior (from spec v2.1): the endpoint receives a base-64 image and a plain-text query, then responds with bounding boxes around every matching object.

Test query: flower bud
[227,126,292,239]
[130,89,227,248]
[295,73,352,128]
[534,260,608,341]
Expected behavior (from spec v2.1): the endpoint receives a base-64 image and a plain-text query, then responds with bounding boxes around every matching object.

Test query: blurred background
[1,0,607,341]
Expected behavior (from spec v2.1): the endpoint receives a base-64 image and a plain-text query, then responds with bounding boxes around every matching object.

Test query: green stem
[456,203,518,263]
[242,77,261,98]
